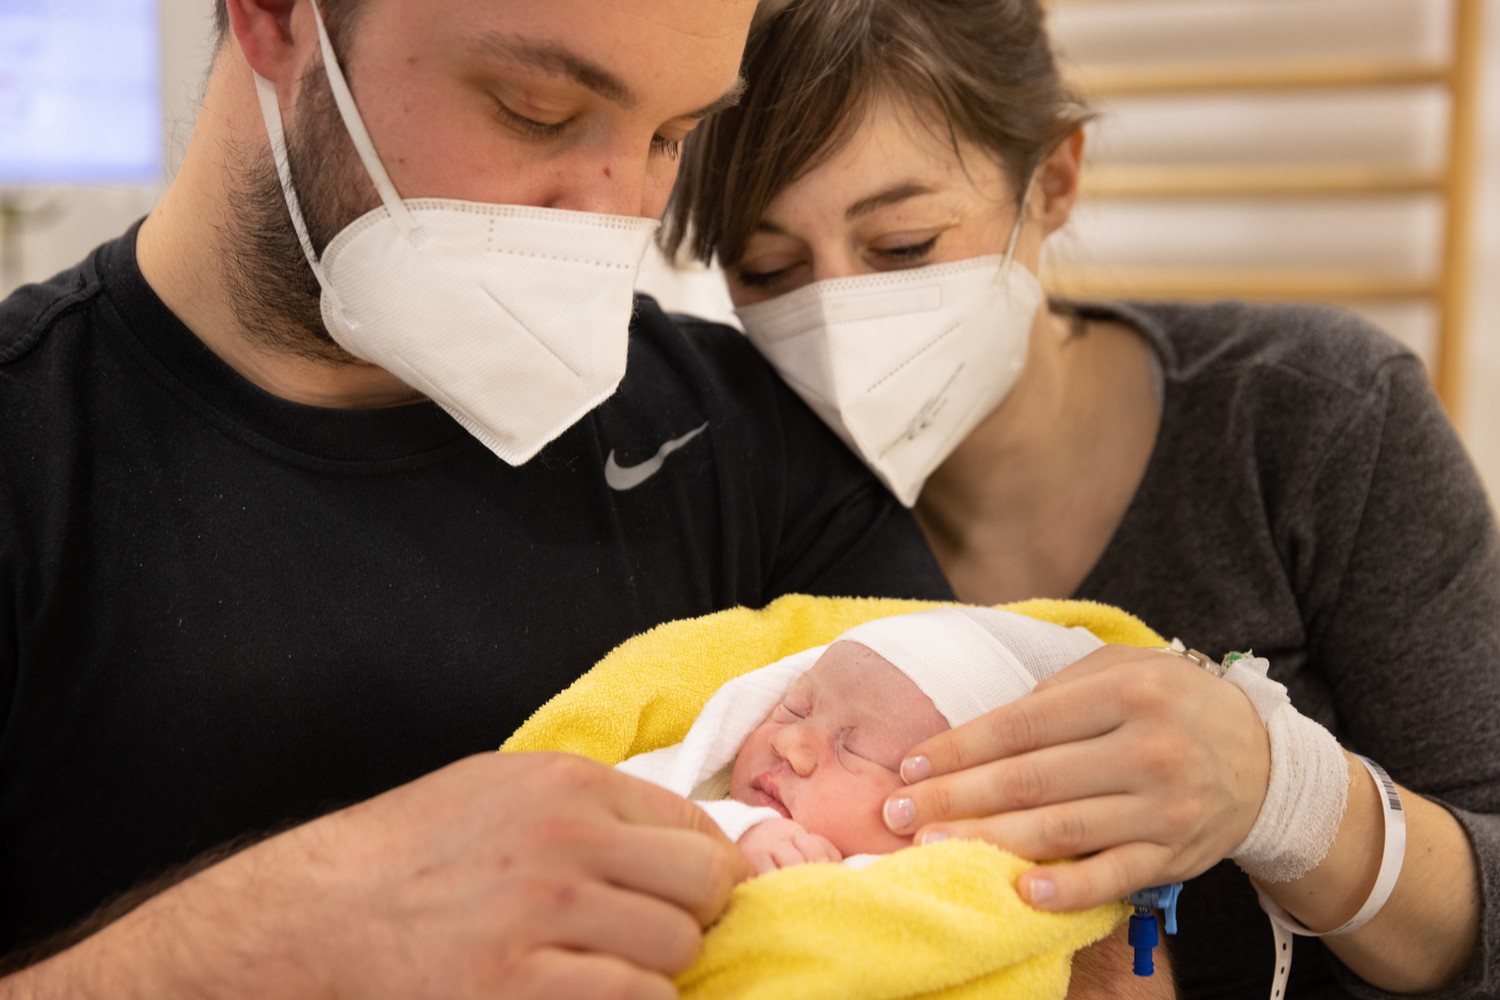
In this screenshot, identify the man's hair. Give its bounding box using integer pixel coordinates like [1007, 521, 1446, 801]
[661, 0, 1092, 268]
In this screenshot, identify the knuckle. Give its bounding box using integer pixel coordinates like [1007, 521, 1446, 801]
[1117, 668, 1175, 715]
[535, 751, 608, 792]
[1133, 731, 1182, 782]
[999, 759, 1049, 810]
[1160, 796, 1204, 840]
[923, 779, 960, 821]
[1038, 808, 1090, 856]
[653, 909, 705, 975]
[511, 874, 584, 917]
[700, 843, 743, 904]
[524, 811, 603, 855]
[994, 706, 1044, 757]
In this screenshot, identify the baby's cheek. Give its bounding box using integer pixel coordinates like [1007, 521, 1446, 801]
[819, 793, 917, 857]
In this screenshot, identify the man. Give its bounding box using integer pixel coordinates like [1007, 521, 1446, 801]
[0, 1, 1164, 996]
[0, 0, 948, 995]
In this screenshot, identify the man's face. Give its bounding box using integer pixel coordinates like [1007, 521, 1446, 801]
[310, 0, 751, 218]
[229, 0, 753, 353]
[729, 642, 949, 857]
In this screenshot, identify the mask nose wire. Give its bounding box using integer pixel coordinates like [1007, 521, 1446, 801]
[307, 0, 420, 241]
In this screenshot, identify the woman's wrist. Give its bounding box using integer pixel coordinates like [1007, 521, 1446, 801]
[1164, 643, 1349, 883]
[1256, 754, 1405, 936]
[1252, 752, 1389, 931]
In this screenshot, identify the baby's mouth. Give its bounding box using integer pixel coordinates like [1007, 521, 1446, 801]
[751, 774, 791, 819]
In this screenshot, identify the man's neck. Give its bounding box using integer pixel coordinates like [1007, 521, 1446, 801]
[134, 60, 421, 411]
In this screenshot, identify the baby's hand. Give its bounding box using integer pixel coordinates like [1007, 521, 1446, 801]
[738, 818, 843, 874]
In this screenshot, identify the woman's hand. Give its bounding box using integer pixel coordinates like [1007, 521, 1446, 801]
[739, 818, 843, 874]
[882, 644, 1271, 910]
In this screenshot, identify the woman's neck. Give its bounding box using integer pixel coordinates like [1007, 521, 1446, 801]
[915, 308, 1161, 604]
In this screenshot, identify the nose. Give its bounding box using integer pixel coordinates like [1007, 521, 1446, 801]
[542, 144, 669, 219]
[808, 246, 868, 284]
[770, 722, 821, 777]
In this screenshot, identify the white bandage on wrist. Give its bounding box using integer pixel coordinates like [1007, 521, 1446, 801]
[1220, 654, 1349, 884]
[1165, 643, 1349, 884]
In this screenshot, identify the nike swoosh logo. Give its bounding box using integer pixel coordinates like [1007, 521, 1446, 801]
[605, 422, 710, 491]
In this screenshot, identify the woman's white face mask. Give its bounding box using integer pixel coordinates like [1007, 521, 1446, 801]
[254, 0, 658, 466]
[735, 202, 1042, 507]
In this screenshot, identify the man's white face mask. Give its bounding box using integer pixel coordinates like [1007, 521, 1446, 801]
[734, 194, 1043, 506]
[253, 0, 658, 465]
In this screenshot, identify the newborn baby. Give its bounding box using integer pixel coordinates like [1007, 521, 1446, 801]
[618, 606, 1105, 873]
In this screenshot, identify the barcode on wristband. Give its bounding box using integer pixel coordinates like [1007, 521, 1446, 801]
[1364, 756, 1403, 812]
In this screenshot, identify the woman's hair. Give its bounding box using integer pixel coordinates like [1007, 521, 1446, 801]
[661, 0, 1091, 268]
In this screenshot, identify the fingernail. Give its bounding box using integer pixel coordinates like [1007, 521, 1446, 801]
[900, 755, 932, 784]
[919, 830, 949, 845]
[883, 796, 915, 832]
[1026, 877, 1057, 904]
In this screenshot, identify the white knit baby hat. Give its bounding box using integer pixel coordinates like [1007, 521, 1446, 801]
[837, 607, 1105, 726]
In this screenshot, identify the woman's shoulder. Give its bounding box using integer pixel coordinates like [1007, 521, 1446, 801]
[1092, 299, 1420, 399]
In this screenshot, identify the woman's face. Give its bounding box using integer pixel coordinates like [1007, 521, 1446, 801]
[724, 97, 1045, 307]
[728, 641, 949, 857]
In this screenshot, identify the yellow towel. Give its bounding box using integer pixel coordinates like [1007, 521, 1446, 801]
[502, 594, 1167, 1000]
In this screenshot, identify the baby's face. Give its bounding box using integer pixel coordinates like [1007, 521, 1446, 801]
[728, 641, 949, 856]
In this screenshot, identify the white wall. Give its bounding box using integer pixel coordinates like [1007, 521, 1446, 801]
[6, 0, 1498, 506]
[0, 0, 213, 290]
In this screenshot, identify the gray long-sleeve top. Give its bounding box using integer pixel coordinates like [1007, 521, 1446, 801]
[1072, 300, 1499, 999]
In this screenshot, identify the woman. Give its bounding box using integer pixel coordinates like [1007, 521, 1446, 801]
[661, 1, 1500, 997]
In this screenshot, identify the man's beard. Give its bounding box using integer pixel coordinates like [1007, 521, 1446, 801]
[222, 58, 379, 364]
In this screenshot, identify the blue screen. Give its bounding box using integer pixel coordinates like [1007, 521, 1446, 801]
[0, 0, 162, 184]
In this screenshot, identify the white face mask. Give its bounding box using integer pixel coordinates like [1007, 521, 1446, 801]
[252, 0, 658, 465]
[734, 208, 1044, 507]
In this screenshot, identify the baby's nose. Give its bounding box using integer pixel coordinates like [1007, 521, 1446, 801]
[771, 724, 819, 777]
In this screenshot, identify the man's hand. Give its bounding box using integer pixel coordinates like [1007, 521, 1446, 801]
[738, 817, 842, 874]
[6, 752, 750, 999]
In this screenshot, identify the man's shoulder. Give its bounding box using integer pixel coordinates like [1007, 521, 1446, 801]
[626, 295, 772, 387]
[0, 248, 106, 369]
[618, 295, 801, 433]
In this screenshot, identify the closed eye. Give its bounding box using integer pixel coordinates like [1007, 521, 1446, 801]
[837, 729, 896, 771]
[875, 235, 938, 266]
[492, 99, 571, 141]
[734, 262, 803, 290]
[651, 134, 682, 160]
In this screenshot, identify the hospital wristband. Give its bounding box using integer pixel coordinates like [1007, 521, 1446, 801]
[1256, 754, 1406, 938]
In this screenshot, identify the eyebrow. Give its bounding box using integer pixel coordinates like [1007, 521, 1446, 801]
[845, 183, 935, 222]
[470, 33, 745, 122]
[472, 33, 636, 107]
[689, 76, 747, 122]
[751, 181, 937, 237]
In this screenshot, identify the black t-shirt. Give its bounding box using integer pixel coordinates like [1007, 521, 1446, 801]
[0, 226, 950, 951]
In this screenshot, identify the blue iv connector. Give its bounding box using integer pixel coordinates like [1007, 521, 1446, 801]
[1126, 882, 1183, 976]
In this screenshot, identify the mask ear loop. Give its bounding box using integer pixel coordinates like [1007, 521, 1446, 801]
[306, 0, 421, 241]
[996, 171, 1037, 282]
[254, 71, 333, 299]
